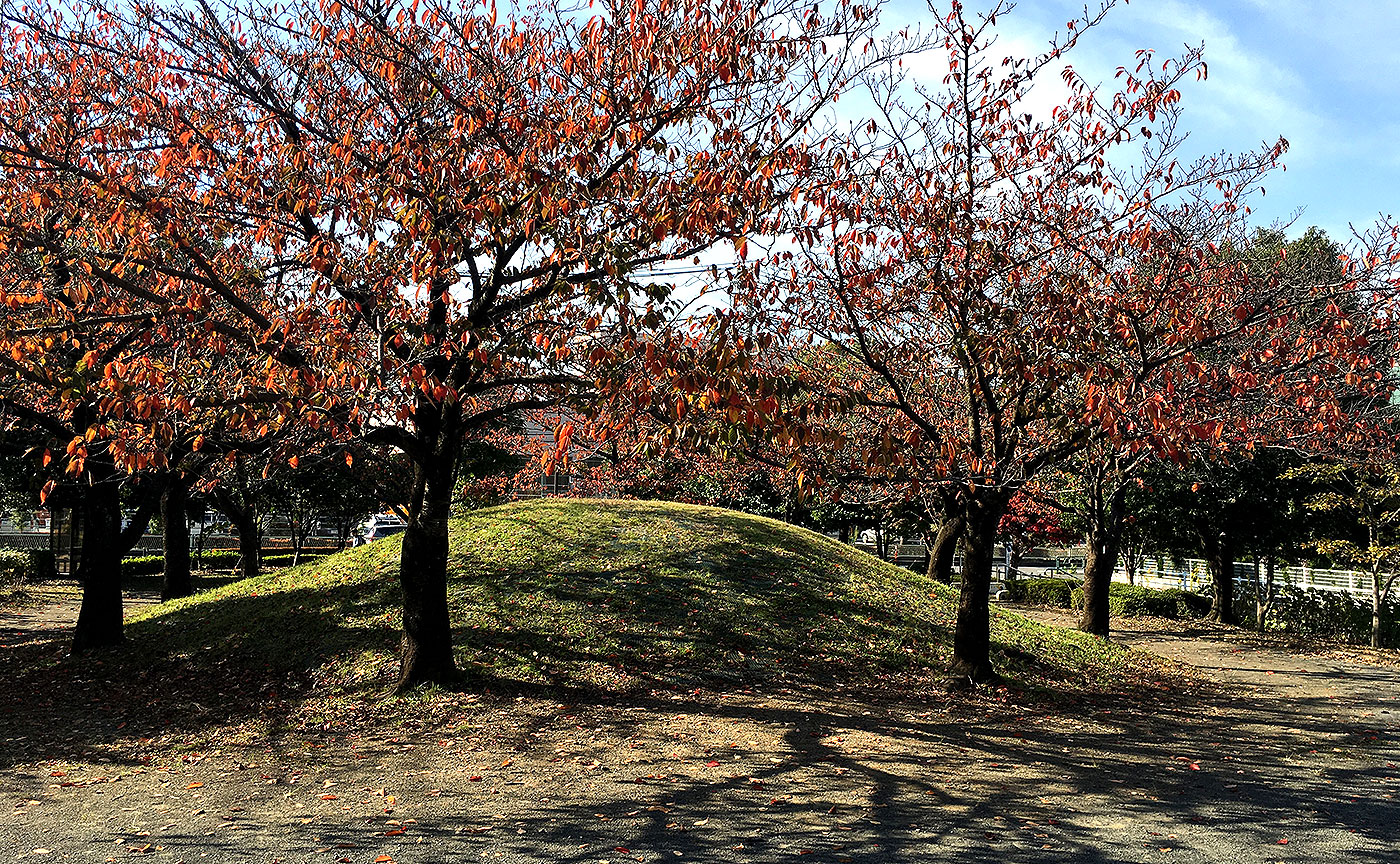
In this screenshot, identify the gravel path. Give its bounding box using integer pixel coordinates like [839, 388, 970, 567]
[3, 594, 1397, 863]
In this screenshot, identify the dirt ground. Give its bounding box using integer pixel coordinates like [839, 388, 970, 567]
[2, 590, 1397, 863]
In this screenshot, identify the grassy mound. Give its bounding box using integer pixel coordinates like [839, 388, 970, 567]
[1, 500, 1180, 761]
[129, 500, 1152, 695]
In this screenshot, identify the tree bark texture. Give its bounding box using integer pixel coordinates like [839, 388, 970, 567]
[161, 473, 193, 601]
[1255, 554, 1276, 632]
[236, 509, 260, 582]
[1204, 532, 1238, 625]
[1079, 481, 1128, 637]
[926, 515, 964, 584]
[1370, 568, 1397, 649]
[949, 494, 1005, 685]
[396, 399, 462, 690]
[72, 477, 124, 652]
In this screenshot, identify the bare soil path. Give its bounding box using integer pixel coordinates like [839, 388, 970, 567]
[2, 592, 1397, 863]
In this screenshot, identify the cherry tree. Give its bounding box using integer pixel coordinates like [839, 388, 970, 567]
[0, 0, 889, 686]
[737, 1, 1398, 680]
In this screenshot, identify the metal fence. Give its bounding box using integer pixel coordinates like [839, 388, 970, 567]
[0, 531, 345, 576]
[1114, 557, 1378, 597]
[855, 538, 1382, 600]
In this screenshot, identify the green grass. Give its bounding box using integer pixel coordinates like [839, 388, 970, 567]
[0, 500, 1180, 760]
[125, 499, 1161, 699]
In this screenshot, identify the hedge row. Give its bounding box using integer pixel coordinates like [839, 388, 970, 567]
[123, 550, 242, 576]
[1005, 576, 1210, 620]
[0, 548, 56, 585]
[1069, 583, 1211, 619]
[1233, 582, 1400, 646]
[1004, 578, 1077, 607]
[122, 550, 328, 577]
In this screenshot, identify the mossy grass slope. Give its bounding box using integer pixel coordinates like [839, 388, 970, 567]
[125, 499, 1159, 699]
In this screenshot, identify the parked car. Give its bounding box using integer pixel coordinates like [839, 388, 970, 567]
[355, 514, 408, 546]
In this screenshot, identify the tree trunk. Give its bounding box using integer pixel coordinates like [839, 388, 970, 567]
[1079, 482, 1128, 637]
[1256, 553, 1276, 632]
[1204, 533, 1238, 625]
[926, 516, 964, 584]
[161, 473, 193, 601]
[1122, 540, 1142, 585]
[396, 403, 462, 691]
[1375, 572, 1400, 648]
[948, 495, 1004, 685]
[236, 509, 259, 581]
[1373, 566, 1384, 649]
[72, 477, 124, 652]
[1078, 536, 1119, 637]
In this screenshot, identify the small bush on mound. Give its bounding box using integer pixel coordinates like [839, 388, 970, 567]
[1006, 578, 1077, 607]
[1070, 583, 1210, 619]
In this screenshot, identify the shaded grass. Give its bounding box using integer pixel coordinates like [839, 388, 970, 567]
[128, 499, 1166, 696]
[0, 500, 1183, 763]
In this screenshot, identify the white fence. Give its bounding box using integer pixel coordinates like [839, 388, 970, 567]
[1115, 557, 1379, 597]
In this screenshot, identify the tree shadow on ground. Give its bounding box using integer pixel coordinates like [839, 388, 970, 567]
[4, 500, 1394, 860]
[6, 667, 1393, 863]
[2, 503, 1170, 775]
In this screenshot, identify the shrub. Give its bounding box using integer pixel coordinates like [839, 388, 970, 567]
[121, 549, 326, 578]
[24, 549, 56, 581]
[1233, 580, 1400, 645]
[124, 550, 241, 577]
[0, 548, 58, 584]
[1168, 588, 1212, 618]
[1070, 583, 1211, 619]
[1109, 585, 1177, 618]
[0, 549, 27, 586]
[1006, 578, 1076, 607]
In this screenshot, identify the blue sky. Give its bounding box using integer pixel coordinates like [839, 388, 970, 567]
[882, 0, 1400, 244]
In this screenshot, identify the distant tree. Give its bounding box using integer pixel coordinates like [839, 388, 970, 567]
[265, 456, 384, 565]
[1293, 460, 1400, 647]
[1126, 450, 1312, 624]
[999, 487, 1072, 579]
[1066, 225, 1389, 636]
